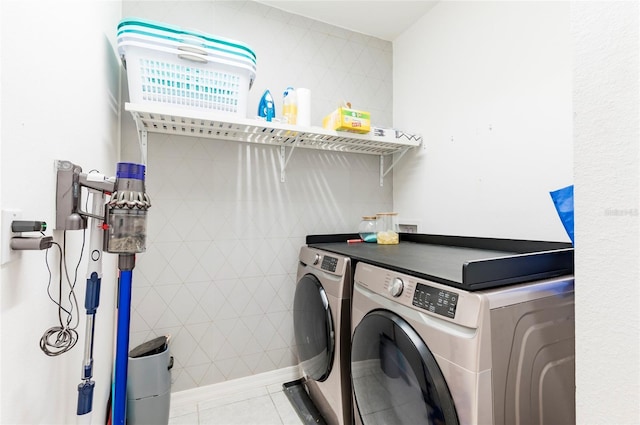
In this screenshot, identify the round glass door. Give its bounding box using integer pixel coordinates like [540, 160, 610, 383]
[351, 309, 459, 425]
[293, 273, 334, 381]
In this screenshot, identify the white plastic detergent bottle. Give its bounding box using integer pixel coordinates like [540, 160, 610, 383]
[282, 87, 298, 125]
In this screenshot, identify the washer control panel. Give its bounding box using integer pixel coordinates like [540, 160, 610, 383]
[412, 283, 458, 319]
[354, 262, 482, 328]
[321, 255, 338, 273]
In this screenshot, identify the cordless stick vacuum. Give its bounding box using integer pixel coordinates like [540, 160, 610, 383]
[104, 163, 151, 425]
[54, 162, 116, 423]
[54, 161, 150, 424]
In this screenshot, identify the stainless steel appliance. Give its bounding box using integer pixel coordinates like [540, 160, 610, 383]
[293, 246, 353, 425]
[350, 261, 575, 425]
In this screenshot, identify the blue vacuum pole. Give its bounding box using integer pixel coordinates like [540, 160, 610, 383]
[113, 257, 135, 425]
[104, 163, 151, 425]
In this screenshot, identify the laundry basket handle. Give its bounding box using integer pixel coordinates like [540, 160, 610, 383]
[179, 33, 209, 52]
[177, 44, 208, 56]
[177, 52, 208, 63]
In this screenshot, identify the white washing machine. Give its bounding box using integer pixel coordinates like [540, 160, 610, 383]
[350, 261, 575, 425]
[293, 246, 353, 425]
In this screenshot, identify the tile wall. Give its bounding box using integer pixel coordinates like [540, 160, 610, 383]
[121, 0, 394, 392]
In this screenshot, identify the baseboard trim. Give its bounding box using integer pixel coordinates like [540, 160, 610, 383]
[171, 366, 302, 407]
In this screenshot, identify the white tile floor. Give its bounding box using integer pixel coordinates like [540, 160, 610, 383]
[169, 369, 305, 425]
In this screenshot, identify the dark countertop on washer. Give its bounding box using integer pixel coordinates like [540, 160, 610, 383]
[307, 233, 573, 291]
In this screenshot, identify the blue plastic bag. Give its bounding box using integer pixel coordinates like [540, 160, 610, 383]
[550, 185, 574, 245]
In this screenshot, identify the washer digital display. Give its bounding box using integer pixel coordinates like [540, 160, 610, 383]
[412, 283, 458, 319]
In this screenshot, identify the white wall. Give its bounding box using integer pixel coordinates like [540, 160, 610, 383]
[119, 0, 395, 392]
[393, 1, 572, 241]
[0, 1, 122, 423]
[572, 2, 639, 423]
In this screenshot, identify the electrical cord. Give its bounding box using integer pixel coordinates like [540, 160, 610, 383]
[63, 229, 85, 330]
[39, 229, 86, 356]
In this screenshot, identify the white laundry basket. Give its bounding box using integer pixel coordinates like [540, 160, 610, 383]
[118, 18, 256, 117]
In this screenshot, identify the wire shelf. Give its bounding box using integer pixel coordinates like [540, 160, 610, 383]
[125, 103, 421, 155]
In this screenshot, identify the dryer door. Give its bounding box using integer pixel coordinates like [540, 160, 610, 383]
[293, 273, 334, 382]
[351, 309, 459, 425]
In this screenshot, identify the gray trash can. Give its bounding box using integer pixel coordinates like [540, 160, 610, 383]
[127, 336, 173, 425]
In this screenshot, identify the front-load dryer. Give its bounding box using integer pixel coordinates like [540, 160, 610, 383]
[293, 246, 353, 425]
[350, 262, 575, 425]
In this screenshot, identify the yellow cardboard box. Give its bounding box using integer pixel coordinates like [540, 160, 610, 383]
[322, 107, 371, 134]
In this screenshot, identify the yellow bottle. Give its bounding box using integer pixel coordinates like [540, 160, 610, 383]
[283, 87, 298, 125]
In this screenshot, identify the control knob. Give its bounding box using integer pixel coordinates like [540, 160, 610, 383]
[389, 277, 404, 297]
[313, 254, 321, 265]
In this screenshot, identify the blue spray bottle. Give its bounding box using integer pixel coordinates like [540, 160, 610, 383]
[258, 89, 275, 122]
